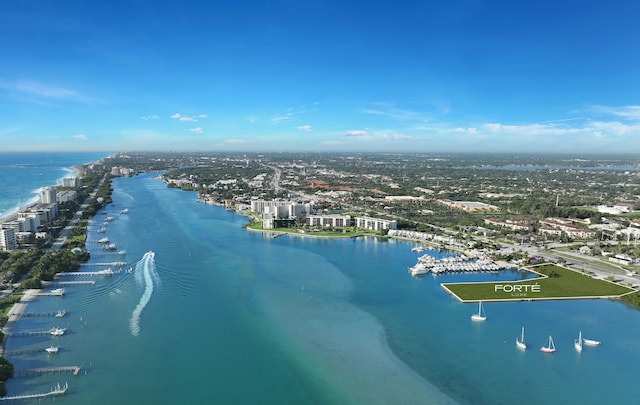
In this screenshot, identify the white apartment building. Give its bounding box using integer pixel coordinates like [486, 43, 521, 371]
[306, 214, 351, 227]
[57, 190, 78, 203]
[62, 176, 82, 187]
[0, 227, 17, 251]
[355, 216, 397, 231]
[40, 187, 57, 204]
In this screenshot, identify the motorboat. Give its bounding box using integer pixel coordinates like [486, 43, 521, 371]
[49, 327, 66, 336]
[583, 338, 601, 346]
[45, 345, 60, 354]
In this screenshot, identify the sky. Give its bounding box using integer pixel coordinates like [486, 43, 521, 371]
[1, 0, 640, 154]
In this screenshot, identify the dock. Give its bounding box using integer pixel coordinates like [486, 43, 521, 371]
[56, 269, 114, 277]
[14, 366, 81, 377]
[21, 309, 68, 318]
[54, 280, 97, 286]
[0, 382, 68, 401]
[8, 328, 68, 338]
[4, 346, 62, 356]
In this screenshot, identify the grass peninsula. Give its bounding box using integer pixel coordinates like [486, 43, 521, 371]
[442, 264, 635, 303]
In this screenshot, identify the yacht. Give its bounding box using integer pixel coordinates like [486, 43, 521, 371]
[49, 327, 66, 336]
[45, 345, 60, 354]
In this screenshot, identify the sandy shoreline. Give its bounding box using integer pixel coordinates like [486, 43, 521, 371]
[0, 289, 40, 357]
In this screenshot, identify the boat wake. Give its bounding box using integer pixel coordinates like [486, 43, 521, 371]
[130, 251, 158, 336]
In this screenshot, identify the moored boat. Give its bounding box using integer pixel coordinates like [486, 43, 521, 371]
[45, 345, 59, 354]
[471, 301, 487, 321]
[540, 335, 556, 353]
[574, 331, 583, 352]
[583, 338, 601, 346]
[516, 326, 527, 350]
[49, 327, 66, 336]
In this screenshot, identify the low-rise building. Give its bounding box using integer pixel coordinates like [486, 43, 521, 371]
[306, 214, 351, 227]
[355, 216, 397, 231]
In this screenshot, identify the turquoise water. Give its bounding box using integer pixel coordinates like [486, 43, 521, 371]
[5, 172, 640, 404]
[0, 152, 110, 220]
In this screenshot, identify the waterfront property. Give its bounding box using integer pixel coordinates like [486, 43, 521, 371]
[442, 264, 635, 302]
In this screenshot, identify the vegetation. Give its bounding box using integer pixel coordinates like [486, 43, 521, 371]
[442, 264, 634, 302]
[0, 357, 13, 396]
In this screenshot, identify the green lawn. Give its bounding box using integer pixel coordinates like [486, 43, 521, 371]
[442, 264, 634, 302]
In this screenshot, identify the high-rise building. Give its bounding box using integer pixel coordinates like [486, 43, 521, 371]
[0, 227, 17, 251]
[39, 187, 57, 204]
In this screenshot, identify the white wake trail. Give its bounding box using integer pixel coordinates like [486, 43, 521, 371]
[130, 251, 157, 336]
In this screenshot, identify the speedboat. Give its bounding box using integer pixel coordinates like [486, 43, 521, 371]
[49, 327, 66, 336]
[45, 345, 59, 354]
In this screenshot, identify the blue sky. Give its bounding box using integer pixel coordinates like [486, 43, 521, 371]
[1, 0, 640, 153]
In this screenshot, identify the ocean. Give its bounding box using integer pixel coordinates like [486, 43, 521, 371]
[0, 152, 110, 221]
[2, 156, 640, 404]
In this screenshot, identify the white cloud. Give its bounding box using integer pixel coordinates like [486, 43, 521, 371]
[362, 104, 429, 121]
[72, 133, 88, 141]
[271, 105, 313, 124]
[390, 133, 415, 141]
[0, 79, 89, 103]
[246, 115, 257, 123]
[297, 125, 312, 132]
[589, 105, 640, 121]
[14, 80, 78, 99]
[140, 115, 159, 120]
[345, 130, 368, 137]
[271, 109, 294, 124]
[189, 127, 203, 134]
[171, 113, 202, 122]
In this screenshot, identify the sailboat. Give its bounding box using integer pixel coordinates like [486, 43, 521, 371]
[471, 301, 487, 321]
[574, 331, 583, 352]
[516, 326, 527, 350]
[540, 335, 556, 353]
[583, 335, 601, 346]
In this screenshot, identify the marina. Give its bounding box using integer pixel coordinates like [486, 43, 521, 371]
[409, 253, 511, 276]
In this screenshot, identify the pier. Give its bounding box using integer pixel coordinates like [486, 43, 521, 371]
[0, 382, 68, 401]
[8, 328, 68, 338]
[53, 280, 97, 286]
[56, 269, 114, 277]
[14, 366, 81, 377]
[4, 346, 62, 356]
[21, 309, 68, 318]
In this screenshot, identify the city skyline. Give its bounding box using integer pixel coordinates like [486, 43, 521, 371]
[1, 0, 639, 153]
